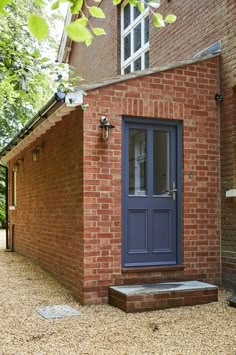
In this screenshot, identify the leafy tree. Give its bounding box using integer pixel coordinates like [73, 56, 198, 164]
[0, 0, 176, 44]
[0, 0, 67, 148]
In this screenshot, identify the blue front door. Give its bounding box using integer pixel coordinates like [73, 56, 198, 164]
[122, 118, 182, 267]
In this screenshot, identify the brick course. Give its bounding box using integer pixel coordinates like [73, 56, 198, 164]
[109, 287, 218, 313]
[82, 57, 220, 304]
[8, 57, 221, 304]
[8, 108, 85, 300]
[69, 0, 236, 292]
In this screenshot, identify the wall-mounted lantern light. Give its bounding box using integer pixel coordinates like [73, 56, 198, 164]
[99, 116, 115, 141]
[31, 143, 44, 162]
[13, 158, 24, 172]
[215, 93, 223, 103]
[32, 149, 39, 162]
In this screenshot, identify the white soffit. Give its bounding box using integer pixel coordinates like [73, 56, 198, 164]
[2, 91, 83, 163]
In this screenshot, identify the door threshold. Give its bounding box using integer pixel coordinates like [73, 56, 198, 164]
[122, 265, 185, 273]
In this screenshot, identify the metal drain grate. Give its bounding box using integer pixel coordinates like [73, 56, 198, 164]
[36, 305, 81, 319]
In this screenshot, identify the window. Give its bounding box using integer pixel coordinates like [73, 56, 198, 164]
[121, 1, 149, 74]
[12, 168, 17, 206]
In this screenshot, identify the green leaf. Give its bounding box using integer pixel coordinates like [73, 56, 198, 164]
[148, 1, 160, 9]
[28, 14, 49, 41]
[76, 17, 88, 26]
[65, 21, 93, 42]
[41, 57, 50, 63]
[32, 49, 40, 58]
[85, 38, 92, 46]
[71, 0, 83, 14]
[112, 0, 122, 4]
[153, 13, 165, 28]
[92, 27, 106, 36]
[0, 0, 11, 15]
[137, 1, 144, 13]
[51, 1, 59, 10]
[128, 0, 137, 6]
[88, 6, 105, 18]
[165, 14, 177, 24]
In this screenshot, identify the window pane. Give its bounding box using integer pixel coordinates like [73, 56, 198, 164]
[124, 4, 130, 29]
[124, 65, 131, 74]
[153, 131, 170, 195]
[144, 16, 149, 43]
[133, 5, 141, 20]
[129, 129, 147, 195]
[124, 34, 131, 60]
[133, 23, 141, 52]
[134, 56, 142, 71]
[144, 50, 149, 69]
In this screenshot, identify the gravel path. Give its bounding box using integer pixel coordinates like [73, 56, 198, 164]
[0, 230, 235, 354]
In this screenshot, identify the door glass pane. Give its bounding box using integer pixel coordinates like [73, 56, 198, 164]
[134, 56, 142, 71]
[124, 4, 130, 29]
[134, 23, 141, 52]
[124, 34, 131, 60]
[153, 131, 170, 195]
[129, 129, 147, 195]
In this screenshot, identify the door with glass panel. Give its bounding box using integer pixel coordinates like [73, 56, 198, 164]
[122, 118, 181, 267]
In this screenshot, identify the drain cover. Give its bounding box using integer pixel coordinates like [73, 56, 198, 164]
[228, 295, 236, 308]
[36, 305, 81, 319]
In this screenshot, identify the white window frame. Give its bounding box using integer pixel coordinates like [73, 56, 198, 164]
[121, 1, 149, 74]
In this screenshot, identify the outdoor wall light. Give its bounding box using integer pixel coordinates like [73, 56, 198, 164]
[13, 158, 24, 172]
[99, 116, 115, 141]
[31, 143, 44, 162]
[215, 93, 223, 103]
[32, 149, 39, 162]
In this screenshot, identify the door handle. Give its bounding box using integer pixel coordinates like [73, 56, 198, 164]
[163, 181, 177, 200]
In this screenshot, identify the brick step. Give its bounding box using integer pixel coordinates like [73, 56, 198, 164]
[109, 281, 218, 313]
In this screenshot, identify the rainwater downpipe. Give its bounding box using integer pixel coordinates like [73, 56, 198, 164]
[0, 163, 9, 250]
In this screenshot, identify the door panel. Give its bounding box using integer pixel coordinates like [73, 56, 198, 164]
[128, 209, 148, 253]
[152, 209, 172, 252]
[122, 118, 182, 267]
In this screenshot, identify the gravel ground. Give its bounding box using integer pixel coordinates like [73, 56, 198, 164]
[0, 230, 235, 355]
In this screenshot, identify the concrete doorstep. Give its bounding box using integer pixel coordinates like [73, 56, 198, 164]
[109, 281, 218, 313]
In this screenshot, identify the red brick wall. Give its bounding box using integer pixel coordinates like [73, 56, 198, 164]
[82, 57, 221, 304]
[70, 0, 120, 84]
[70, 0, 226, 83]
[8, 57, 220, 304]
[69, 0, 236, 293]
[8, 109, 85, 300]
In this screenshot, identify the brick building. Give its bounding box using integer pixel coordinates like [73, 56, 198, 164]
[0, 0, 235, 306]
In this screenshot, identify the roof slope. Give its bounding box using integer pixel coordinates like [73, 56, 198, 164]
[0, 54, 219, 162]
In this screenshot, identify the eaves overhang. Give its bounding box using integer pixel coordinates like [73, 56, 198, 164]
[0, 91, 83, 163]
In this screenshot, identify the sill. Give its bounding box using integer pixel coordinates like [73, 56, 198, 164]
[9, 206, 16, 211]
[122, 265, 185, 273]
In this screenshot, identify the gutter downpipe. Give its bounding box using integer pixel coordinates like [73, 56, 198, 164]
[0, 163, 8, 250]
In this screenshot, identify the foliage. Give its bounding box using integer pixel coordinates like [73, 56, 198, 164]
[1, 0, 176, 44]
[0, 0, 69, 148]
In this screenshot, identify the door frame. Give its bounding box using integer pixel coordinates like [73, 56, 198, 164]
[122, 116, 183, 268]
